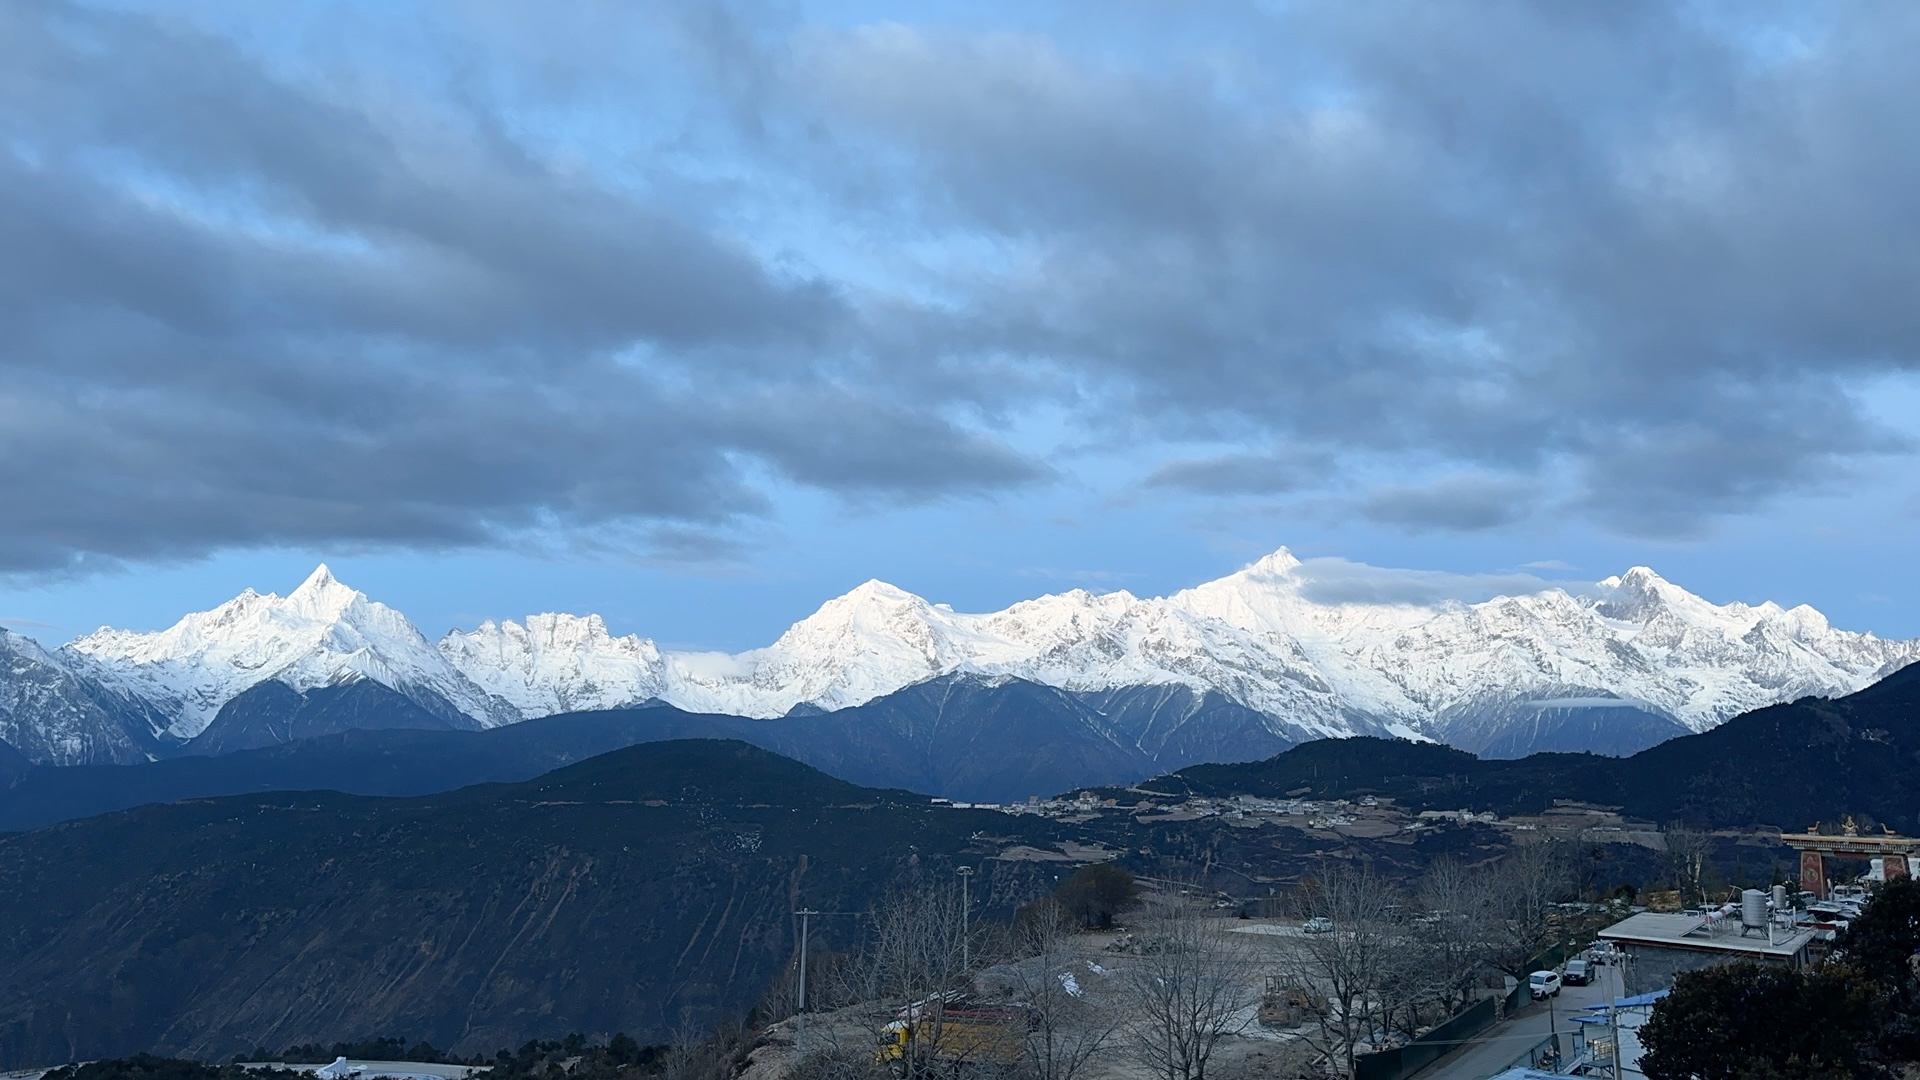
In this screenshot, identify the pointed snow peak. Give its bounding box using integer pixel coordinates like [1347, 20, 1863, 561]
[287, 563, 360, 613]
[1248, 547, 1302, 576]
[803, 579, 931, 620]
[847, 579, 916, 602]
[772, 579, 944, 653]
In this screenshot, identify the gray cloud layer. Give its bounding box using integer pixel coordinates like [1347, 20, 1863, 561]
[3, 1, 1918, 571]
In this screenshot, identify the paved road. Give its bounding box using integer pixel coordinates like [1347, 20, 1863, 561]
[1418, 962, 1627, 1080]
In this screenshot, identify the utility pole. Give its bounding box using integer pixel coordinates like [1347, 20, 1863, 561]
[1609, 999, 1622, 1080]
[795, 908, 817, 1048]
[956, 866, 975, 970]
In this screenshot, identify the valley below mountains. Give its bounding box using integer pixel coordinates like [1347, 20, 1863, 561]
[0, 739, 1479, 1069]
[5, 665, 1918, 1068]
[0, 551, 1912, 795]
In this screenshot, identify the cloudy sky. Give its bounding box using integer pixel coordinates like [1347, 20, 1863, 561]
[3, 0, 1918, 648]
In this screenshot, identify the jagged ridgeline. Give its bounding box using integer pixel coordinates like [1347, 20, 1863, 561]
[5, 641, 1920, 834]
[3, 551, 1913, 772]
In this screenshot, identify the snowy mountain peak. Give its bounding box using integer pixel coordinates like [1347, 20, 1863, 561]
[19, 548, 1917, 766]
[442, 613, 665, 717]
[772, 579, 936, 649]
[1245, 546, 1304, 576]
[63, 567, 512, 739]
[425, 549, 1916, 739]
[288, 562, 353, 608]
[841, 579, 923, 606]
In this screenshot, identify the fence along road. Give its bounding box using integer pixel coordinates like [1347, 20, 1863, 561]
[1415, 960, 1625, 1080]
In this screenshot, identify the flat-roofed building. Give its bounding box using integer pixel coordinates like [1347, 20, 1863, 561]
[1598, 912, 1817, 995]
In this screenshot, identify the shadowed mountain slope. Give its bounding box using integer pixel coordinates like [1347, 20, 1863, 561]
[183, 680, 479, 756]
[1152, 664, 1920, 832]
[0, 735, 1527, 1072]
[0, 740, 1067, 1069]
[0, 676, 1297, 830]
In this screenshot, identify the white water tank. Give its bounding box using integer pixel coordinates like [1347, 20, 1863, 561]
[1772, 884, 1788, 911]
[1741, 889, 1767, 929]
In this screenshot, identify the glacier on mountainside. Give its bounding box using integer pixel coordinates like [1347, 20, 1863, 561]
[22, 548, 1917, 761]
[63, 565, 516, 740]
[442, 613, 668, 717]
[442, 548, 1918, 739]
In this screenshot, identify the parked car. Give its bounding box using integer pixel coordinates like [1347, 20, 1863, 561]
[1563, 959, 1591, 986]
[1302, 916, 1334, 934]
[1529, 970, 1562, 999]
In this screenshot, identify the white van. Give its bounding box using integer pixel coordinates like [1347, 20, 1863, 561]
[1529, 970, 1562, 999]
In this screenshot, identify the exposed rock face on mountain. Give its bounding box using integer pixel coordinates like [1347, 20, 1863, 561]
[5, 550, 1913, 766]
[0, 630, 167, 765]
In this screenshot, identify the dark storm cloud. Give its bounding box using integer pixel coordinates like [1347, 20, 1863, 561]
[1359, 476, 1534, 533]
[6, 0, 1920, 574]
[0, 1, 1046, 573]
[1144, 451, 1329, 495]
[771, 2, 1920, 534]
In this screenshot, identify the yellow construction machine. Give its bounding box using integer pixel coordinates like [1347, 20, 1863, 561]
[874, 997, 1033, 1071]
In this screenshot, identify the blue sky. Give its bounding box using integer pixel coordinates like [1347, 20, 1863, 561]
[2, 1, 1918, 649]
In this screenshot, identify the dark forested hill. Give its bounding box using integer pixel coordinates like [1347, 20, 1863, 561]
[0, 734, 1515, 1072]
[1153, 664, 1920, 832]
[0, 740, 1073, 1069]
[0, 706, 751, 832]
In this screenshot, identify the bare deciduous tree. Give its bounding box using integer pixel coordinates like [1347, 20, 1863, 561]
[1484, 840, 1572, 982]
[1415, 856, 1495, 1014]
[1662, 825, 1715, 910]
[1007, 899, 1118, 1080]
[1116, 895, 1257, 1080]
[1275, 864, 1399, 1079]
[828, 880, 991, 1080]
[661, 1007, 708, 1080]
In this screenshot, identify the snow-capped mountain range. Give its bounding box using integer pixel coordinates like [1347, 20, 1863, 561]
[1, 549, 1913, 767]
